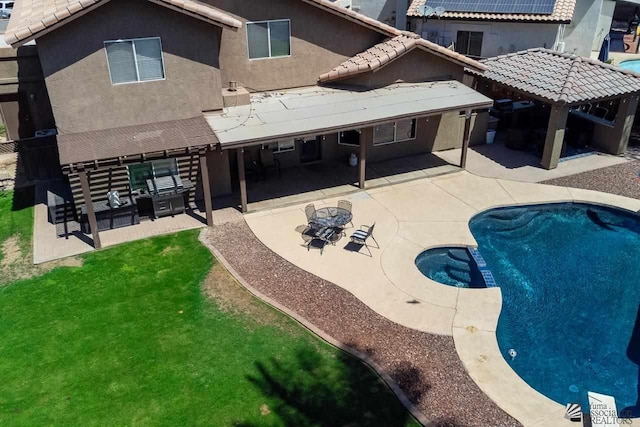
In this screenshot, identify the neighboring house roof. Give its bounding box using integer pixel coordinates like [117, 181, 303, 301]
[57, 116, 219, 165]
[471, 48, 640, 104]
[407, 0, 576, 23]
[319, 31, 485, 83]
[4, 0, 242, 47]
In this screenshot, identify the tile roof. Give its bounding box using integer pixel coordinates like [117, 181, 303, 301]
[57, 116, 219, 165]
[319, 31, 486, 83]
[472, 48, 640, 104]
[5, 0, 242, 47]
[407, 0, 576, 23]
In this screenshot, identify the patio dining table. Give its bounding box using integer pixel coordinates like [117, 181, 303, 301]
[311, 207, 353, 228]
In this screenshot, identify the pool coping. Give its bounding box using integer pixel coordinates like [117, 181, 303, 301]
[244, 171, 640, 427]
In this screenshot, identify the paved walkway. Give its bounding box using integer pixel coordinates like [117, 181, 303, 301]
[244, 171, 640, 427]
[435, 142, 628, 183]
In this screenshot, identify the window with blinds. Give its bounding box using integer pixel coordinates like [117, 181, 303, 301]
[105, 37, 165, 85]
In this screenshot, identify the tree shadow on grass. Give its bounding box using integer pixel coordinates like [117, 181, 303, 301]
[235, 345, 434, 427]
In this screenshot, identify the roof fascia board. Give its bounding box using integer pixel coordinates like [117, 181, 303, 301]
[10, 1, 105, 47]
[9, 0, 240, 48]
[300, 0, 398, 37]
[415, 43, 485, 71]
[145, 0, 241, 31]
[408, 15, 571, 24]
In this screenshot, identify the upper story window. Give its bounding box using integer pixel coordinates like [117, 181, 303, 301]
[455, 31, 483, 58]
[246, 20, 291, 60]
[104, 37, 165, 85]
[373, 119, 416, 146]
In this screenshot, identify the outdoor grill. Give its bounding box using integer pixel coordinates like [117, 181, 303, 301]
[146, 175, 186, 218]
[146, 175, 184, 196]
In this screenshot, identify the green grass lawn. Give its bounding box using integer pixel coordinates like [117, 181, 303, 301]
[0, 188, 34, 262]
[0, 191, 420, 426]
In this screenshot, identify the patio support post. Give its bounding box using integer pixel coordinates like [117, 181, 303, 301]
[78, 168, 102, 250]
[359, 128, 370, 189]
[237, 147, 248, 213]
[460, 109, 472, 168]
[541, 104, 570, 170]
[199, 151, 214, 227]
[607, 94, 639, 155]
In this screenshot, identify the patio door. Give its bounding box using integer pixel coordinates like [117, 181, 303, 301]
[299, 137, 322, 163]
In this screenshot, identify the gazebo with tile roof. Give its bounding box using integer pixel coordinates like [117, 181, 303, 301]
[468, 48, 640, 169]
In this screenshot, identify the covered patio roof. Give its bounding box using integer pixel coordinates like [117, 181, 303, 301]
[57, 116, 219, 167]
[204, 82, 493, 148]
[470, 48, 640, 105]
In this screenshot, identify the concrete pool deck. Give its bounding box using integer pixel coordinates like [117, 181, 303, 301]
[244, 171, 640, 427]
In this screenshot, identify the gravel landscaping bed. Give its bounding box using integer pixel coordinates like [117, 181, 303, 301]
[204, 221, 521, 427]
[543, 160, 640, 199]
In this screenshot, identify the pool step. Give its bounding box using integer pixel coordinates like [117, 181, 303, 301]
[467, 247, 498, 288]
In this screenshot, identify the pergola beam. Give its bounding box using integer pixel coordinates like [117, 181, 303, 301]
[78, 168, 102, 249]
[199, 151, 214, 227]
[237, 148, 248, 213]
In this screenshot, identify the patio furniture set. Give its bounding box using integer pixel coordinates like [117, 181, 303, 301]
[304, 200, 378, 255]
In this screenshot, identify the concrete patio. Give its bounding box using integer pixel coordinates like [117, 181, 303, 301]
[244, 171, 640, 427]
[435, 140, 629, 183]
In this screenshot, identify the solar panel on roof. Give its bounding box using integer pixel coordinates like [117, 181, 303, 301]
[424, 0, 556, 15]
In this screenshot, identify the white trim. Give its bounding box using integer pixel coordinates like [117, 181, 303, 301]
[262, 140, 296, 153]
[246, 19, 292, 60]
[372, 119, 416, 146]
[104, 36, 166, 86]
[337, 129, 361, 146]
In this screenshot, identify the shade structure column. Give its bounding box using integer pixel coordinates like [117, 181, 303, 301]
[609, 94, 640, 155]
[78, 169, 102, 249]
[237, 147, 247, 213]
[460, 109, 472, 168]
[359, 127, 371, 189]
[541, 104, 570, 170]
[199, 150, 214, 226]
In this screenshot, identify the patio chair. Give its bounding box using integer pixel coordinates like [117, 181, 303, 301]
[307, 226, 339, 255]
[259, 147, 281, 179]
[305, 204, 321, 230]
[337, 199, 354, 227]
[349, 223, 379, 257]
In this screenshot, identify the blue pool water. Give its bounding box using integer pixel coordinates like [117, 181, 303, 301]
[415, 247, 485, 288]
[469, 203, 640, 416]
[620, 59, 640, 73]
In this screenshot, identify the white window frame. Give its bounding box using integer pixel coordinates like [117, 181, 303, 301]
[246, 19, 292, 60]
[337, 129, 361, 147]
[104, 36, 166, 85]
[262, 140, 296, 154]
[373, 119, 417, 146]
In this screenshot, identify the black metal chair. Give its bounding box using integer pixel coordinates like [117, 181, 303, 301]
[349, 223, 379, 257]
[337, 199, 353, 227]
[306, 204, 321, 230]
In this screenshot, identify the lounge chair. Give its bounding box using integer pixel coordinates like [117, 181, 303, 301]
[337, 199, 354, 227]
[307, 226, 340, 255]
[349, 223, 379, 256]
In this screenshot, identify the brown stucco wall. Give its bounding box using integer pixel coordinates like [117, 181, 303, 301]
[37, 0, 224, 134]
[205, 0, 385, 91]
[0, 46, 55, 139]
[339, 49, 465, 88]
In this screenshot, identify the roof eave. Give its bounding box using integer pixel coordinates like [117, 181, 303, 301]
[5, 0, 241, 48]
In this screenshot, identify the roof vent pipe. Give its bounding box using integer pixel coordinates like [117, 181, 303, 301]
[229, 81, 238, 92]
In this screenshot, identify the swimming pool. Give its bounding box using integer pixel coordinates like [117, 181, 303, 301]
[620, 59, 640, 74]
[415, 247, 485, 288]
[469, 203, 640, 416]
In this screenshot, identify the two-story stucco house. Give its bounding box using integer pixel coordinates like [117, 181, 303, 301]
[4, 0, 492, 249]
[407, 0, 617, 58]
